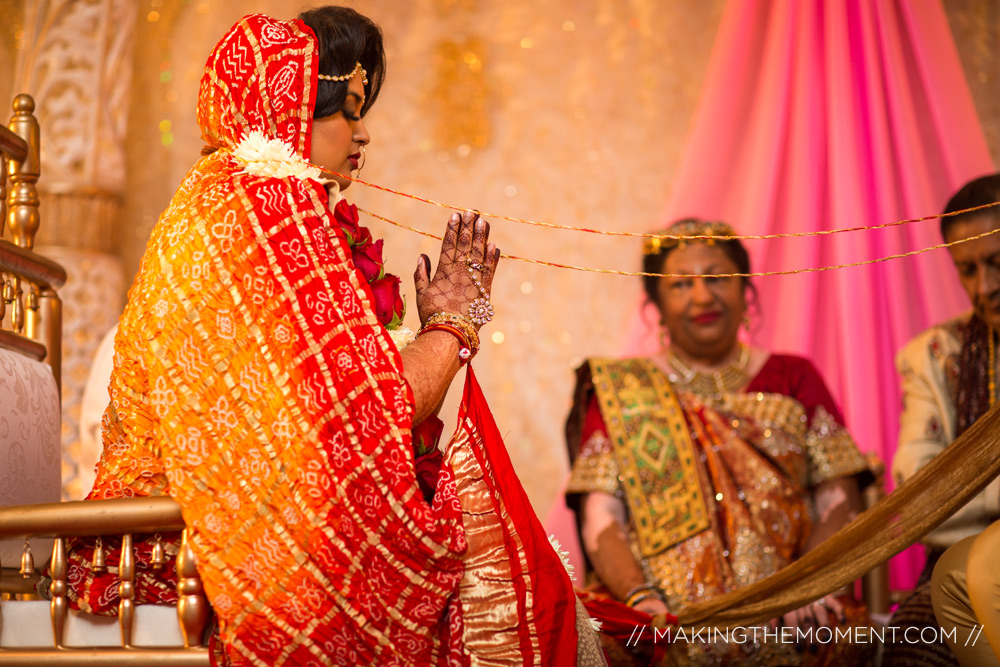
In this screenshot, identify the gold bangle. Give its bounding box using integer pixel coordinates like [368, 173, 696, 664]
[424, 312, 480, 351]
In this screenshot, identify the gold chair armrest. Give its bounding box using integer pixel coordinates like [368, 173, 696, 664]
[0, 497, 185, 540]
[0, 497, 209, 662]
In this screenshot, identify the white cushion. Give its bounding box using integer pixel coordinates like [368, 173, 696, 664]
[0, 349, 61, 566]
[0, 600, 186, 647]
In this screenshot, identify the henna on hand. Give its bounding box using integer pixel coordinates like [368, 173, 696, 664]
[414, 210, 501, 330]
[400, 210, 501, 423]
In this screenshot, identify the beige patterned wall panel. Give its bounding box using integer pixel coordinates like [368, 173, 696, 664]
[37, 247, 124, 499]
[14, 0, 136, 195]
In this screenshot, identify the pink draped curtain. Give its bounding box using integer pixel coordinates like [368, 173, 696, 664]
[623, 0, 994, 588]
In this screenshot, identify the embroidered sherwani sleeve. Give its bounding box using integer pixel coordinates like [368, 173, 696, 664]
[893, 322, 1000, 548]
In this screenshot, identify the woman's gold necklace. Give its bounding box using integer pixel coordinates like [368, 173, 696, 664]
[667, 343, 750, 396]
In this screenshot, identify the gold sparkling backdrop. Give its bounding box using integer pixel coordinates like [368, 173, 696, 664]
[3, 0, 998, 516]
[945, 0, 1000, 166]
[0, 0, 26, 115]
[431, 36, 490, 151]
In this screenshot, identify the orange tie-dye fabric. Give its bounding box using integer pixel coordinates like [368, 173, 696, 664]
[87, 14, 471, 665]
[77, 13, 583, 667]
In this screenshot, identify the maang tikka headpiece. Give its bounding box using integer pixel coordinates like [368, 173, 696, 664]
[642, 219, 737, 255]
[317, 61, 368, 86]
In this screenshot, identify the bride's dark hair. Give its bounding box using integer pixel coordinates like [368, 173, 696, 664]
[299, 6, 387, 119]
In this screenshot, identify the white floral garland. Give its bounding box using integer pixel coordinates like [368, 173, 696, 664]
[233, 131, 416, 351]
[389, 326, 416, 351]
[232, 130, 327, 184]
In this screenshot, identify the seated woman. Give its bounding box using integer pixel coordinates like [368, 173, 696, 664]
[61, 7, 599, 666]
[565, 219, 873, 665]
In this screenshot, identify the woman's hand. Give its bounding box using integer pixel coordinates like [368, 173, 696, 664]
[414, 210, 500, 329]
[399, 211, 499, 423]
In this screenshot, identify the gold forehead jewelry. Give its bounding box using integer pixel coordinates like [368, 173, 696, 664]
[317, 61, 369, 86]
[642, 220, 738, 255]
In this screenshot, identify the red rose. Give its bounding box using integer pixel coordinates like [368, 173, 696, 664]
[333, 199, 362, 245]
[353, 225, 373, 247]
[414, 449, 443, 503]
[352, 239, 385, 282]
[412, 415, 444, 456]
[370, 274, 404, 327]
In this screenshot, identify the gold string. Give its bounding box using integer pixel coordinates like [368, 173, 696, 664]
[357, 206, 1000, 278]
[317, 163, 1000, 242]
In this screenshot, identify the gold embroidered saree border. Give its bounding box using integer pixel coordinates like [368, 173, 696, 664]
[588, 358, 709, 556]
[448, 425, 541, 664]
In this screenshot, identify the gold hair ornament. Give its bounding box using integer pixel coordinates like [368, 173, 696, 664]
[643, 220, 737, 255]
[317, 62, 368, 86]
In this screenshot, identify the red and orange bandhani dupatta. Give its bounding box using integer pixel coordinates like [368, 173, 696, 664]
[80, 14, 580, 667]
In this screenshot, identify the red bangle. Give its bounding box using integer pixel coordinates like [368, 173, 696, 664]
[418, 323, 474, 364]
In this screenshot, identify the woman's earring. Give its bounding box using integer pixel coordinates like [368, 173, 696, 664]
[357, 145, 366, 175]
[742, 313, 751, 332]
